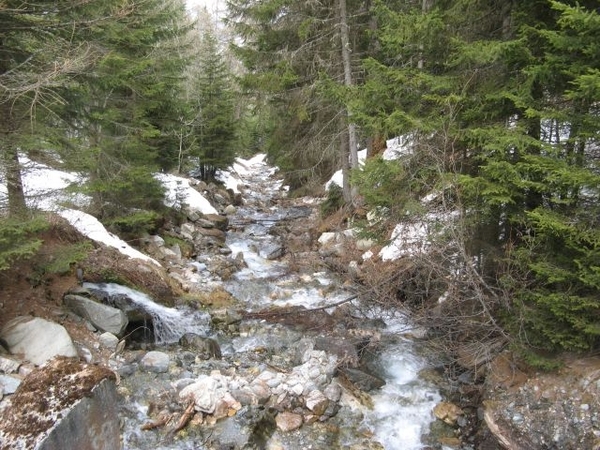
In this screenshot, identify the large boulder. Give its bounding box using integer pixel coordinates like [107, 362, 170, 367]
[0, 357, 119, 450]
[0, 316, 78, 366]
[64, 294, 128, 336]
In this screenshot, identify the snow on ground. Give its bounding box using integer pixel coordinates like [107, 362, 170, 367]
[379, 221, 430, 261]
[58, 209, 160, 265]
[382, 134, 415, 160]
[0, 157, 83, 211]
[325, 149, 367, 191]
[323, 135, 437, 262]
[1, 157, 223, 265]
[217, 154, 276, 193]
[325, 136, 415, 191]
[154, 173, 218, 215]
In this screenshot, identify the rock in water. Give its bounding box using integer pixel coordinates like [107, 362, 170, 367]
[0, 316, 78, 366]
[140, 351, 170, 373]
[275, 411, 303, 432]
[63, 294, 129, 336]
[0, 357, 119, 450]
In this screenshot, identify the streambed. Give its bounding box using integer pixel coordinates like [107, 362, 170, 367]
[109, 156, 441, 449]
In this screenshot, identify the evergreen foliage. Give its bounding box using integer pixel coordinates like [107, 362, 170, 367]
[0, 216, 47, 271]
[226, 0, 372, 190]
[187, 28, 237, 180]
[351, 0, 600, 353]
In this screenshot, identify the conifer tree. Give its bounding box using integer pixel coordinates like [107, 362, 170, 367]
[353, 0, 600, 353]
[226, 0, 372, 192]
[187, 27, 237, 181]
[56, 0, 192, 231]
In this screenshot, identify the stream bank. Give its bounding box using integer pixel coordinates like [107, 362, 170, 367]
[4, 155, 597, 449]
[0, 155, 445, 449]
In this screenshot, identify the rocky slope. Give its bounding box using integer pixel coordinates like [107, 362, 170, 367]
[0, 169, 599, 449]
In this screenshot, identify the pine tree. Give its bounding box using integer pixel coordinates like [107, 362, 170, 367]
[55, 0, 193, 232]
[187, 27, 237, 181]
[226, 0, 372, 192]
[353, 0, 600, 353]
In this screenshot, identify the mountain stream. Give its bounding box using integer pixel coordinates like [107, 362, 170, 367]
[106, 157, 441, 449]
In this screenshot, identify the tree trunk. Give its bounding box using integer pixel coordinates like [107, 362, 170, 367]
[0, 110, 27, 216]
[339, 0, 358, 170]
[2, 146, 27, 216]
[340, 116, 352, 203]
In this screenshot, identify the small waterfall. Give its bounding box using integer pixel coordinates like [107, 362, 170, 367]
[83, 282, 210, 344]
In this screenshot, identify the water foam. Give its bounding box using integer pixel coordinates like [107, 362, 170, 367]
[83, 282, 210, 344]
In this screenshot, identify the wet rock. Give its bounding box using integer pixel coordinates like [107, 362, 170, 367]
[179, 333, 222, 359]
[276, 411, 303, 432]
[196, 218, 217, 228]
[209, 405, 275, 449]
[323, 382, 342, 402]
[433, 401, 464, 426]
[64, 294, 128, 336]
[0, 316, 78, 366]
[203, 213, 229, 231]
[248, 381, 272, 405]
[338, 367, 386, 392]
[84, 287, 153, 323]
[315, 336, 359, 367]
[196, 226, 226, 241]
[260, 242, 285, 260]
[305, 389, 329, 416]
[179, 375, 219, 414]
[224, 205, 237, 215]
[140, 351, 170, 373]
[231, 388, 259, 406]
[99, 332, 119, 351]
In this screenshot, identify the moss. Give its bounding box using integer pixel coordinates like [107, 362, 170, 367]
[163, 234, 194, 258]
[0, 357, 115, 446]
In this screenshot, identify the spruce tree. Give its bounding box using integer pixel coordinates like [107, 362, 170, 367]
[55, 0, 192, 232]
[353, 0, 600, 353]
[187, 27, 237, 181]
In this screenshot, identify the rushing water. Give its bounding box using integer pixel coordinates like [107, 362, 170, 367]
[83, 282, 211, 344]
[223, 157, 441, 449]
[113, 155, 441, 449]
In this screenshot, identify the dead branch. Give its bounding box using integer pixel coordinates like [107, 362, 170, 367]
[141, 414, 170, 431]
[242, 294, 359, 322]
[169, 400, 196, 435]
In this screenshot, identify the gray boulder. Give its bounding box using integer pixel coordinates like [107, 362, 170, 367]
[64, 294, 128, 336]
[0, 316, 78, 366]
[140, 351, 170, 373]
[338, 367, 386, 392]
[0, 374, 22, 395]
[179, 333, 222, 359]
[0, 357, 120, 450]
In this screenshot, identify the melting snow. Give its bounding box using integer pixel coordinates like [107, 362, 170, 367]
[1, 156, 220, 265]
[154, 172, 218, 215]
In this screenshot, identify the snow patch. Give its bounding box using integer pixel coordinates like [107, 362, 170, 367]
[154, 173, 218, 215]
[59, 209, 160, 266]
